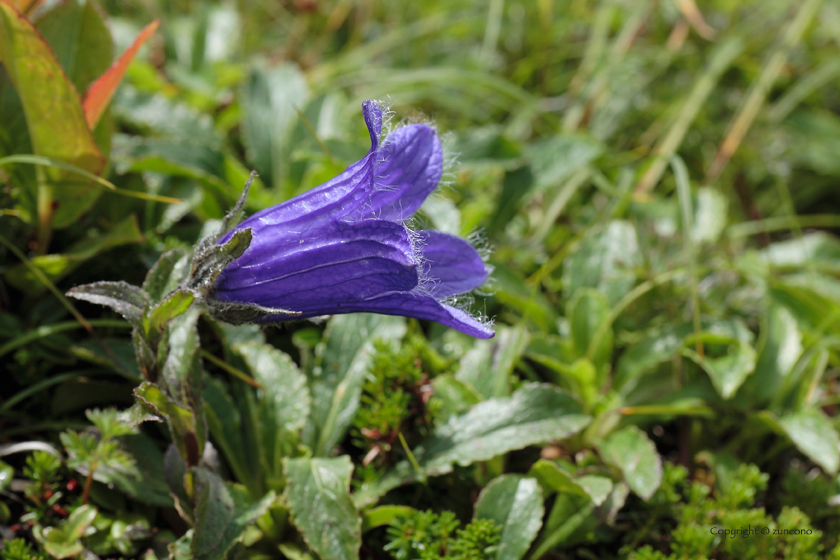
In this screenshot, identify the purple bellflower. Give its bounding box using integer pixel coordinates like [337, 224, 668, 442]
[209, 101, 494, 339]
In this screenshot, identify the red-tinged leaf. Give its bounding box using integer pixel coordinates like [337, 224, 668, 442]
[6, 0, 42, 15]
[0, 0, 105, 226]
[83, 19, 159, 128]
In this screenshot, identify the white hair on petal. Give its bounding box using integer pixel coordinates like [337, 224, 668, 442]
[371, 98, 395, 141]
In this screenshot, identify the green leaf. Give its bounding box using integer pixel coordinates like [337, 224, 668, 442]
[285, 456, 361, 560]
[361, 505, 414, 533]
[143, 248, 191, 302]
[576, 475, 614, 507]
[568, 288, 612, 371]
[98, 434, 173, 507]
[421, 384, 589, 474]
[778, 409, 840, 474]
[241, 61, 309, 189]
[62, 504, 98, 541]
[456, 326, 529, 399]
[562, 220, 641, 306]
[430, 374, 482, 420]
[597, 426, 662, 500]
[234, 341, 310, 489]
[170, 531, 194, 560]
[158, 308, 206, 460]
[0, 2, 105, 227]
[307, 313, 406, 456]
[192, 467, 276, 560]
[65, 280, 148, 330]
[737, 304, 803, 407]
[355, 384, 591, 507]
[614, 323, 691, 395]
[35, 0, 113, 95]
[683, 332, 757, 400]
[187, 228, 253, 296]
[0, 460, 13, 492]
[135, 382, 201, 466]
[145, 290, 195, 338]
[489, 165, 532, 234]
[203, 377, 256, 497]
[474, 475, 544, 560]
[529, 493, 595, 557]
[528, 460, 589, 499]
[235, 342, 310, 435]
[4, 215, 144, 295]
[491, 264, 557, 332]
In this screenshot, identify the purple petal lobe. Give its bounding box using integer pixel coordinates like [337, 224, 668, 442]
[362, 101, 383, 149]
[259, 293, 494, 339]
[348, 124, 443, 222]
[418, 230, 489, 298]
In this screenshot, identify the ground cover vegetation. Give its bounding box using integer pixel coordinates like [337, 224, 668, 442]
[2, 0, 840, 558]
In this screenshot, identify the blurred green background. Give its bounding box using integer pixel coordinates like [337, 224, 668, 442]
[3, 0, 840, 558]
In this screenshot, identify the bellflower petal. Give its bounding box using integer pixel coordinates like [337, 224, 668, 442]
[215, 220, 418, 308]
[211, 101, 494, 339]
[417, 230, 489, 298]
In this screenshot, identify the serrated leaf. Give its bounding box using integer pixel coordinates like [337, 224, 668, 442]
[187, 228, 252, 295]
[420, 384, 590, 475]
[474, 475, 543, 560]
[160, 307, 201, 399]
[145, 290, 195, 338]
[235, 342, 309, 434]
[234, 341, 310, 490]
[355, 384, 591, 507]
[598, 427, 662, 500]
[66, 281, 148, 329]
[285, 456, 361, 560]
[135, 382, 201, 466]
[778, 409, 840, 474]
[117, 401, 163, 427]
[192, 467, 276, 560]
[99, 434, 172, 507]
[307, 314, 406, 456]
